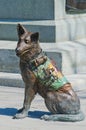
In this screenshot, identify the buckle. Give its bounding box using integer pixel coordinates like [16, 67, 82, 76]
[29, 56, 47, 70]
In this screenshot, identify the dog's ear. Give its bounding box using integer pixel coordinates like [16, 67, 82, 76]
[17, 24, 28, 37]
[31, 32, 39, 42]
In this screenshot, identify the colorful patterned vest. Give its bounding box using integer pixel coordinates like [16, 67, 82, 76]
[33, 58, 69, 90]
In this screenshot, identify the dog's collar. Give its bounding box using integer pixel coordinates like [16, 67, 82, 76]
[28, 51, 47, 70]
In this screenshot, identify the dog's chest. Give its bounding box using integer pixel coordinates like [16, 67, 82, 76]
[20, 62, 36, 83]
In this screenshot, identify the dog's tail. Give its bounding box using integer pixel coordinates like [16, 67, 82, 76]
[41, 111, 85, 122]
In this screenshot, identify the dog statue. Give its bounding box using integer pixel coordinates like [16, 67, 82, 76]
[13, 24, 85, 121]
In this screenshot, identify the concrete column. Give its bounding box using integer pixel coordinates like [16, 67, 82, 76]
[54, 0, 86, 42]
[54, 0, 69, 42]
[54, 0, 66, 20]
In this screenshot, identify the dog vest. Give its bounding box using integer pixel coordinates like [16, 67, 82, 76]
[32, 57, 69, 90]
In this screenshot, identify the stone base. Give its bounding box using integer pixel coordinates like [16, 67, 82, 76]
[0, 21, 55, 42]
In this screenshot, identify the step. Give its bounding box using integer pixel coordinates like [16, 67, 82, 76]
[0, 72, 24, 88]
[0, 1, 86, 43]
[0, 16, 86, 43]
[0, 21, 56, 42]
[56, 39, 86, 74]
[41, 39, 86, 74]
[67, 74, 86, 91]
[0, 40, 62, 73]
[0, 39, 86, 75]
[0, 0, 54, 43]
[0, 0, 54, 20]
[0, 41, 20, 73]
[0, 72, 86, 91]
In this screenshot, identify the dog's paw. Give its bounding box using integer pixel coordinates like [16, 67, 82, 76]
[13, 108, 28, 119]
[41, 115, 50, 121]
[13, 112, 28, 119]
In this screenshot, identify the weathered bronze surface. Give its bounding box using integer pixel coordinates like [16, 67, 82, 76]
[13, 24, 85, 121]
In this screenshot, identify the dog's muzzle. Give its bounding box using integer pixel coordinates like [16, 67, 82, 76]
[15, 48, 21, 56]
[15, 48, 29, 57]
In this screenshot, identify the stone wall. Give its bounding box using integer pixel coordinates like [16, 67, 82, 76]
[0, 0, 86, 42]
[0, 0, 54, 20]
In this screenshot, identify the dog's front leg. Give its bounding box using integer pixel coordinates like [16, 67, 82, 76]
[13, 85, 36, 119]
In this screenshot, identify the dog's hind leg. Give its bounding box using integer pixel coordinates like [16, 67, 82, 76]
[13, 85, 36, 119]
[42, 90, 85, 122]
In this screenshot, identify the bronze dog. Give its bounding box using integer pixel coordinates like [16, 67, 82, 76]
[13, 24, 85, 121]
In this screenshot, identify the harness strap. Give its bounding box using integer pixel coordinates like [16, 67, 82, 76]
[29, 55, 47, 70]
[28, 52, 47, 71]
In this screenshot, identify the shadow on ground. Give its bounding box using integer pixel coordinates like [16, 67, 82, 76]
[0, 108, 50, 119]
[28, 111, 51, 119]
[0, 108, 17, 116]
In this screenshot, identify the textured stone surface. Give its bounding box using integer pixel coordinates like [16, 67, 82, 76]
[0, 41, 62, 73]
[0, 49, 19, 73]
[0, 39, 86, 75]
[0, 72, 24, 87]
[0, 72, 86, 89]
[0, 0, 86, 42]
[0, 86, 86, 129]
[0, 0, 54, 20]
[0, 23, 55, 42]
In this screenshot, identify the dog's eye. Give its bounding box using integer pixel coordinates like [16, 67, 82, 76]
[25, 39, 29, 44]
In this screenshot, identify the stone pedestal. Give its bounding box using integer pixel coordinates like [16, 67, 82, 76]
[0, 0, 86, 42]
[0, 0, 54, 20]
[0, 0, 55, 42]
[0, 0, 86, 75]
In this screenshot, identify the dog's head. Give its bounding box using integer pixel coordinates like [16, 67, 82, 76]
[15, 24, 41, 60]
